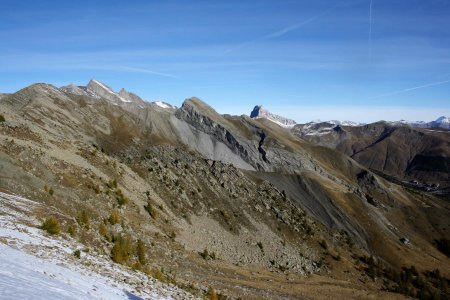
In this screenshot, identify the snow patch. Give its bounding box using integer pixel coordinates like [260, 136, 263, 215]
[154, 101, 171, 109]
[152, 101, 176, 109]
[0, 192, 195, 300]
[253, 116, 295, 128]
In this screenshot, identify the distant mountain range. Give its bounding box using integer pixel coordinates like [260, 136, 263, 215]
[251, 104, 450, 191]
[54, 80, 450, 189]
[248, 104, 449, 131]
[404, 116, 450, 130]
[60, 79, 176, 109]
[60, 80, 448, 130]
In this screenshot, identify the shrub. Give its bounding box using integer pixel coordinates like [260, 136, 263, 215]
[144, 202, 158, 219]
[0, 114, 5, 122]
[319, 239, 328, 250]
[48, 188, 54, 196]
[73, 249, 81, 259]
[116, 189, 129, 206]
[40, 217, 61, 235]
[257, 241, 264, 252]
[333, 253, 341, 261]
[219, 210, 230, 222]
[108, 210, 121, 225]
[153, 269, 163, 281]
[92, 185, 101, 194]
[131, 261, 142, 271]
[136, 239, 146, 265]
[67, 225, 76, 237]
[199, 248, 216, 260]
[77, 210, 90, 229]
[200, 248, 209, 259]
[111, 235, 132, 264]
[107, 179, 117, 189]
[436, 238, 450, 257]
[98, 223, 107, 237]
[208, 287, 218, 300]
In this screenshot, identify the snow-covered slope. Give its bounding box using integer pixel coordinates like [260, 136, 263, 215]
[250, 105, 296, 128]
[0, 192, 195, 300]
[293, 120, 363, 137]
[294, 122, 337, 136]
[430, 116, 450, 129]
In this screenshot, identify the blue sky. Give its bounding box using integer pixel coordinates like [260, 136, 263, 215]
[1, 0, 449, 122]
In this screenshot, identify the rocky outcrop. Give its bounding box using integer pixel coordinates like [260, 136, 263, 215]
[174, 98, 263, 170]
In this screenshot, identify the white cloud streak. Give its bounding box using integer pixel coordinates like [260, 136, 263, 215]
[371, 78, 450, 99]
[223, 3, 339, 54]
[119, 66, 180, 79]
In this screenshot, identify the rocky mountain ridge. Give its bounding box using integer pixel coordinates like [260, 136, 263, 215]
[0, 80, 449, 299]
[292, 120, 450, 194]
[60, 79, 175, 109]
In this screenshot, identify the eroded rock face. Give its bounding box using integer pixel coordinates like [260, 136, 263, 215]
[176, 99, 311, 173]
[174, 98, 262, 170]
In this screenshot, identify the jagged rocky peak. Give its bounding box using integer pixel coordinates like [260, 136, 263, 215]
[118, 88, 146, 105]
[183, 97, 210, 109]
[250, 105, 296, 127]
[60, 83, 86, 96]
[176, 97, 232, 128]
[182, 97, 220, 117]
[86, 79, 130, 103]
[59, 79, 181, 108]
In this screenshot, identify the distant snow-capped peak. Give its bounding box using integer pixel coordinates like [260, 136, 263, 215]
[435, 116, 450, 124]
[305, 119, 363, 127]
[393, 116, 450, 130]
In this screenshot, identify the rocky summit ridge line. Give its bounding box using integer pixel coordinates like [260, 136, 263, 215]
[250, 105, 297, 127]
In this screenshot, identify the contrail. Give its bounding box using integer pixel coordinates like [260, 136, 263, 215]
[369, 0, 373, 63]
[262, 6, 335, 40]
[222, 3, 339, 55]
[120, 66, 179, 79]
[404, 79, 450, 91]
[371, 79, 450, 99]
